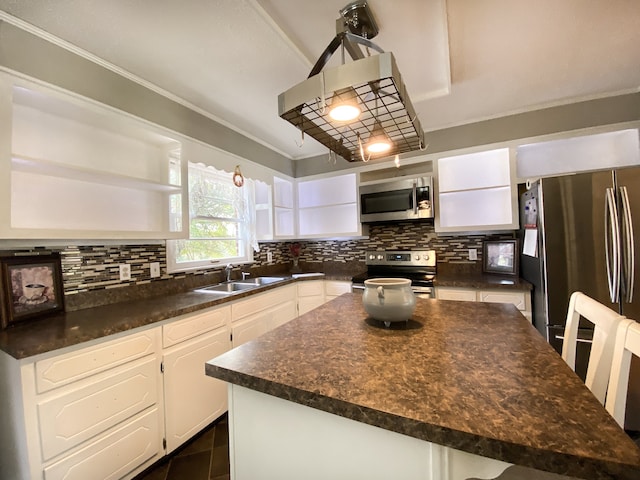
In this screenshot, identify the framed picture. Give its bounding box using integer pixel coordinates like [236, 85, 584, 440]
[483, 240, 519, 276]
[0, 253, 65, 328]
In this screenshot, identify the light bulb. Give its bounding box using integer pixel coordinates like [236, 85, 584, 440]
[365, 120, 393, 154]
[328, 87, 361, 123]
[329, 104, 361, 122]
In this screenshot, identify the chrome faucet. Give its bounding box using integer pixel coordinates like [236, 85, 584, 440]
[225, 264, 233, 282]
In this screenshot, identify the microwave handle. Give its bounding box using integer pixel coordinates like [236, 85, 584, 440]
[412, 181, 418, 215]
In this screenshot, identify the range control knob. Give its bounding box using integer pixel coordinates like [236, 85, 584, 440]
[377, 254, 384, 260]
[423, 253, 430, 260]
[414, 254, 421, 261]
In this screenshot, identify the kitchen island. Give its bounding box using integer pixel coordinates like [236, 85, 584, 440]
[206, 293, 640, 480]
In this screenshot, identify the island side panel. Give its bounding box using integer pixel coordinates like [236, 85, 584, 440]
[227, 384, 511, 480]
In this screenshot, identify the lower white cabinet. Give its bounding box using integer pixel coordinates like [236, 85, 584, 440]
[435, 286, 532, 321]
[298, 280, 325, 315]
[0, 327, 164, 480]
[231, 284, 297, 346]
[0, 281, 314, 480]
[162, 305, 231, 452]
[324, 280, 352, 302]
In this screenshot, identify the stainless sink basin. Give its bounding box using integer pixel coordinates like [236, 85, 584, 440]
[196, 282, 257, 294]
[195, 276, 285, 295]
[234, 276, 286, 286]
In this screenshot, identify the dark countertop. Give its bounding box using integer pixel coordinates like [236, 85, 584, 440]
[0, 276, 311, 360]
[206, 293, 640, 480]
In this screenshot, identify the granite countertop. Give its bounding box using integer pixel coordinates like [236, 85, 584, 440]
[0, 276, 317, 360]
[206, 293, 640, 480]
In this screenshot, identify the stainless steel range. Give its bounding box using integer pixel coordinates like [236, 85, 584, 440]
[351, 250, 436, 298]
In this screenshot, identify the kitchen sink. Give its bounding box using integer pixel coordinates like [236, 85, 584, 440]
[234, 276, 286, 286]
[195, 277, 285, 295]
[196, 282, 257, 294]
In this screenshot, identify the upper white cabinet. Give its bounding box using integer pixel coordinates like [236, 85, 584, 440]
[255, 180, 273, 241]
[273, 176, 295, 238]
[0, 73, 186, 240]
[297, 172, 361, 238]
[435, 148, 518, 233]
[516, 129, 640, 181]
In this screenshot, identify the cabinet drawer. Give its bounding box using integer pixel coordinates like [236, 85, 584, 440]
[479, 290, 527, 311]
[38, 356, 158, 460]
[232, 285, 296, 321]
[163, 305, 230, 348]
[43, 407, 161, 480]
[36, 328, 159, 393]
[436, 288, 477, 302]
[297, 280, 324, 297]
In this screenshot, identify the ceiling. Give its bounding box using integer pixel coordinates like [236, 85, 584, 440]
[0, 0, 638, 161]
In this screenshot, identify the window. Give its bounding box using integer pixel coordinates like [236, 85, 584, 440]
[167, 162, 257, 272]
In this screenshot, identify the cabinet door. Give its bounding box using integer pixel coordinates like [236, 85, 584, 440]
[297, 173, 360, 237]
[232, 314, 268, 348]
[435, 148, 518, 233]
[267, 300, 297, 331]
[163, 327, 231, 453]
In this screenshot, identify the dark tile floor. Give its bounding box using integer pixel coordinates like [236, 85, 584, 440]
[134, 414, 230, 480]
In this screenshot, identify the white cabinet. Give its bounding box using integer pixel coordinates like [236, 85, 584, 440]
[297, 280, 326, 315]
[273, 176, 296, 238]
[435, 286, 532, 321]
[297, 173, 361, 238]
[324, 280, 352, 301]
[2, 327, 164, 480]
[162, 306, 231, 453]
[0, 73, 186, 240]
[435, 148, 518, 233]
[255, 180, 274, 241]
[231, 284, 297, 346]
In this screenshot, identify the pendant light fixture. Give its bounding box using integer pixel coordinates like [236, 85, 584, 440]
[278, 0, 426, 162]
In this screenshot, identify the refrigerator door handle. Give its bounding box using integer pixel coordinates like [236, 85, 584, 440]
[620, 186, 635, 303]
[605, 188, 621, 303]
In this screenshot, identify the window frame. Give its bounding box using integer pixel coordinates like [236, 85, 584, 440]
[166, 162, 255, 273]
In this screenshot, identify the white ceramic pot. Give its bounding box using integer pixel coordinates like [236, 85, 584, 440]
[362, 278, 416, 323]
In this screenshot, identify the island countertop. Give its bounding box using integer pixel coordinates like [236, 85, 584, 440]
[206, 293, 640, 480]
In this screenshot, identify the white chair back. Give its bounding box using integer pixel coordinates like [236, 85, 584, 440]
[561, 291, 626, 404]
[605, 320, 640, 427]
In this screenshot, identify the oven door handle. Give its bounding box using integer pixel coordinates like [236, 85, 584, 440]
[351, 284, 365, 291]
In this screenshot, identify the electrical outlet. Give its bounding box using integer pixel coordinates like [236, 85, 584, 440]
[150, 262, 161, 278]
[267, 251, 273, 263]
[468, 249, 478, 261]
[119, 264, 131, 281]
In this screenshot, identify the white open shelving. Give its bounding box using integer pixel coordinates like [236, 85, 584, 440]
[0, 73, 186, 240]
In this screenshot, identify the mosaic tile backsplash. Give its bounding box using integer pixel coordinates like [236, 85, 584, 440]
[5, 222, 513, 310]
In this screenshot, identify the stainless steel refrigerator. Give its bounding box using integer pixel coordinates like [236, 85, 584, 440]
[519, 166, 640, 430]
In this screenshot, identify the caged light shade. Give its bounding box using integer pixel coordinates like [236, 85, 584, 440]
[278, 52, 425, 162]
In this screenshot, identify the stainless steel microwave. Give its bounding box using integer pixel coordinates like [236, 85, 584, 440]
[359, 176, 433, 223]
